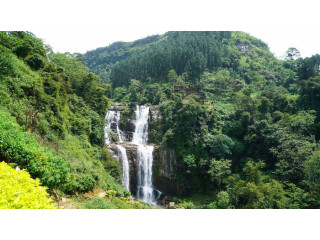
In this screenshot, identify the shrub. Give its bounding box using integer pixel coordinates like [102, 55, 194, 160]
[84, 197, 116, 209]
[216, 191, 232, 209]
[25, 54, 45, 70]
[0, 110, 70, 189]
[0, 161, 55, 209]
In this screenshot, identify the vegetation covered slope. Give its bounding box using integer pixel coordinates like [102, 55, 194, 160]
[0, 31, 134, 208]
[85, 31, 320, 208]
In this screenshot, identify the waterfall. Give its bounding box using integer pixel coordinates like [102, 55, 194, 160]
[132, 106, 149, 145]
[137, 145, 155, 203]
[132, 105, 156, 204]
[105, 105, 160, 205]
[116, 145, 130, 191]
[105, 109, 129, 191]
[105, 110, 125, 144]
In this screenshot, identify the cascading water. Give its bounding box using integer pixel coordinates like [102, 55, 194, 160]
[105, 110, 125, 144]
[132, 106, 149, 145]
[116, 145, 130, 191]
[131, 105, 157, 204]
[137, 145, 155, 203]
[105, 105, 160, 204]
[105, 109, 129, 191]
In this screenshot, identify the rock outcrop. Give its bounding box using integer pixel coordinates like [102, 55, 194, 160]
[153, 146, 178, 195]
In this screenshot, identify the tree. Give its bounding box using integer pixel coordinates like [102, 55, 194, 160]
[183, 154, 197, 174]
[298, 55, 320, 80]
[208, 158, 232, 191]
[284, 47, 301, 61]
[304, 151, 320, 197]
[245, 120, 279, 164]
[258, 96, 272, 114]
[204, 134, 234, 159]
[299, 76, 320, 111]
[272, 128, 315, 184]
[113, 87, 128, 102]
[145, 83, 161, 104]
[226, 161, 308, 208]
[128, 79, 144, 103]
[167, 69, 178, 84]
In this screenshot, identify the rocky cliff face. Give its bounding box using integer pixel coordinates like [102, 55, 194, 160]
[153, 146, 179, 195]
[106, 103, 179, 198]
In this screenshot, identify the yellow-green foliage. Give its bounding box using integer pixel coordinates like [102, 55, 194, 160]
[0, 162, 55, 209]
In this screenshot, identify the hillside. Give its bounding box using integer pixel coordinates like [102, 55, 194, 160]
[85, 31, 320, 208]
[0, 31, 149, 209]
[85, 31, 286, 87]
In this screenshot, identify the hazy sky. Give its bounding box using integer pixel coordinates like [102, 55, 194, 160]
[2, 0, 320, 58]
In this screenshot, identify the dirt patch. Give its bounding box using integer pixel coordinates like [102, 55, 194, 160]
[56, 197, 78, 209]
[83, 188, 106, 199]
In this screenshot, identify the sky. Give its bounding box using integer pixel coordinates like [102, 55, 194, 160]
[1, 0, 320, 59]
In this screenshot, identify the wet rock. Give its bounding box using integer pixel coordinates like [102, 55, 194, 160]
[161, 196, 169, 205]
[169, 202, 175, 209]
[108, 103, 128, 111]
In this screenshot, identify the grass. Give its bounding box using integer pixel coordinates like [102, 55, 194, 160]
[213, 99, 236, 117]
[73, 195, 151, 209]
[171, 191, 217, 209]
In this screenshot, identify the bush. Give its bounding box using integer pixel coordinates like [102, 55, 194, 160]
[25, 54, 45, 70]
[176, 201, 196, 209]
[216, 191, 232, 209]
[84, 197, 116, 209]
[0, 110, 70, 189]
[0, 161, 55, 209]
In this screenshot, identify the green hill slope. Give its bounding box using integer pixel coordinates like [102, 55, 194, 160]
[0, 31, 137, 208]
[84, 31, 320, 208]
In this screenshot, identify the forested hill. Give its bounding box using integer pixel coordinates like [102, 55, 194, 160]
[85, 31, 279, 87]
[85, 31, 320, 208]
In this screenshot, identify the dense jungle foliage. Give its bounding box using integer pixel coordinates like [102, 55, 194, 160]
[85, 31, 320, 208]
[0, 31, 137, 208]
